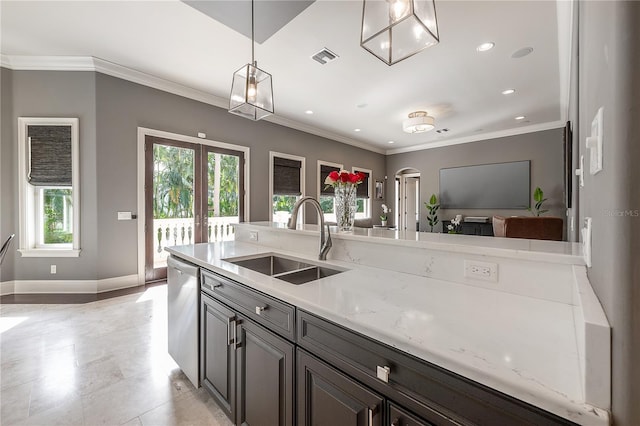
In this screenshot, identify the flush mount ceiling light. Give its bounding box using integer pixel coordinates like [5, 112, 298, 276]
[229, 0, 274, 121]
[361, 0, 439, 66]
[403, 111, 435, 133]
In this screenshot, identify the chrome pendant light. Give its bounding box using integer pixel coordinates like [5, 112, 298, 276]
[229, 0, 274, 120]
[361, 0, 439, 65]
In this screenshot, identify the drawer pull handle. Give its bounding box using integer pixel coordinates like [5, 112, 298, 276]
[376, 365, 390, 383]
[368, 407, 373, 426]
[255, 306, 266, 315]
[227, 317, 236, 345]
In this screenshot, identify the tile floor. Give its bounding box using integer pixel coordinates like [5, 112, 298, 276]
[0, 285, 233, 426]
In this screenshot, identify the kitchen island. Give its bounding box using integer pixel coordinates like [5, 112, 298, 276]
[167, 222, 610, 425]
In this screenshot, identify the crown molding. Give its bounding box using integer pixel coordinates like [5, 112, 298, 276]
[385, 121, 565, 155]
[1, 54, 383, 154]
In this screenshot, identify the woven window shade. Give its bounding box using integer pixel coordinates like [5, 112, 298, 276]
[320, 164, 341, 196]
[355, 170, 370, 198]
[28, 125, 72, 186]
[273, 157, 302, 195]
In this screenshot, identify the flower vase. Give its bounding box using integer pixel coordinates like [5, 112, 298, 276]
[334, 185, 357, 231]
[381, 220, 387, 227]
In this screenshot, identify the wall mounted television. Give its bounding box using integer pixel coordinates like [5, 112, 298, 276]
[439, 161, 530, 209]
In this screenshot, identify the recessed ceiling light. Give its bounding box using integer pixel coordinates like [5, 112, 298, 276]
[502, 89, 516, 95]
[476, 42, 495, 52]
[388, 141, 395, 144]
[354, 128, 361, 132]
[515, 116, 525, 120]
[356, 103, 368, 109]
[512, 47, 534, 59]
[305, 110, 313, 115]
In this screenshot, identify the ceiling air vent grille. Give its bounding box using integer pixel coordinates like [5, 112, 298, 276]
[312, 48, 339, 65]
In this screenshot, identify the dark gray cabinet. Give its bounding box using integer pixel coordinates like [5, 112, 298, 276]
[201, 293, 236, 420]
[236, 317, 294, 426]
[389, 402, 432, 426]
[201, 272, 294, 426]
[297, 349, 384, 426]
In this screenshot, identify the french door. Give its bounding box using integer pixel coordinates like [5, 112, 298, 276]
[144, 135, 245, 282]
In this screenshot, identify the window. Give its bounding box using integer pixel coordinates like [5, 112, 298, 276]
[317, 161, 343, 223]
[352, 167, 372, 219]
[270, 152, 305, 225]
[18, 118, 80, 257]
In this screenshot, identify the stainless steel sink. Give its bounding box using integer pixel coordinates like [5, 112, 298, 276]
[224, 254, 346, 284]
[228, 255, 313, 276]
[276, 266, 343, 285]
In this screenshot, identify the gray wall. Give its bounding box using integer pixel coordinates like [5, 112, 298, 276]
[385, 129, 566, 233]
[1, 69, 99, 282]
[575, 1, 640, 424]
[0, 68, 15, 282]
[0, 69, 385, 281]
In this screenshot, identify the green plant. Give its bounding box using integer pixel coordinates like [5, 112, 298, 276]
[528, 187, 549, 216]
[425, 194, 440, 232]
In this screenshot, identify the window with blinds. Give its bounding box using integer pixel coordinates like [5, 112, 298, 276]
[271, 153, 305, 225]
[18, 118, 80, 256]
[354, 170, 370, 199]
[353, 167, 372, 219]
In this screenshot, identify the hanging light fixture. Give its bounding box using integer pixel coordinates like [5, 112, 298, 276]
[361, 0, 439, 66]
[229, 0, 274, 120]
[403, 111, 435, 133]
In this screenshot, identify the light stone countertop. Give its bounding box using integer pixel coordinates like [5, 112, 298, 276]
[244, 221, 585, 265]
[167, 240, 607, 426]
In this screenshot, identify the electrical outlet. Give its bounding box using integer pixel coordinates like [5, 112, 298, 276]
[464, 260, 498, 282]
[249, 231, 258, 241]
[50, 265, 57, 274]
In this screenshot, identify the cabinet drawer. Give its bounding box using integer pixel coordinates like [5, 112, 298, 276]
[297, 310, 577, 426]
[389, 402, 432, 426]
[201, 269, 295, 341]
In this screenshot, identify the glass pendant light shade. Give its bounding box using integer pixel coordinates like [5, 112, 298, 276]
[361, 0, 439, 65]
[229, 62, 274, 121]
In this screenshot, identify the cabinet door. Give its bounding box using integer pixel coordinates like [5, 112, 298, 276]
[201, 293, 236, 421]
[297, 349, 384, 426]
[236, 318, 295, 426]
[389, 402, 432, 426]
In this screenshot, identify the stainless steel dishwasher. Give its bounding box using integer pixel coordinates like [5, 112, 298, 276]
[167, 255, 199, 387]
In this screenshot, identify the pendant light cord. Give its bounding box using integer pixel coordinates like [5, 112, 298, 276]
[251, 0, 255, 66]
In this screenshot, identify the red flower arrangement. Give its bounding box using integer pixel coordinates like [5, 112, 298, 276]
[324, 170, 366, 188]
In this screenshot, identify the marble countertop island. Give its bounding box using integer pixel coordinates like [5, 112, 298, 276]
[167, 222, 609, 425]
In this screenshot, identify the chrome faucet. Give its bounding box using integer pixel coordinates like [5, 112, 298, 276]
[288, 196, 332, 260]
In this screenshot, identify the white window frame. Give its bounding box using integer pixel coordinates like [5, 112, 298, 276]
[269, 151, 305, 225]
[317, 160, 343, 223]
[17, 117, 80, 257]
[352, 166, 372, 218]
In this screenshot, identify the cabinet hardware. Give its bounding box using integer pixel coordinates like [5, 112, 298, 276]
[368, 407, 374, 426]
[227, 317, 236, 345]
[233, 320, 239, 349]
[255, 306, 266, 315]
[391, 419, 399, 426]
[376, 365, 391, 383]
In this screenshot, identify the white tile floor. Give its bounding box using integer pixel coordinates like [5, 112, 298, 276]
[0, 285, 233, 426]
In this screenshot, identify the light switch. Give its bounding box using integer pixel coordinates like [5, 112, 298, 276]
[586, 107, 603, 175]
[117, 211, 132, 220]
[575, 155, 585, 187]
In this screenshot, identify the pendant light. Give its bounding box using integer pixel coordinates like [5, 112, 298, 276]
[229, 0, 274, 120]
[361, 0, 439, 66]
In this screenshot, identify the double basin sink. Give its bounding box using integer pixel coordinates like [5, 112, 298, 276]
[225, 254, 346, 285]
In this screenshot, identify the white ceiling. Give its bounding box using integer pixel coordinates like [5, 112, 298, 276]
[0, 0, 568, 154]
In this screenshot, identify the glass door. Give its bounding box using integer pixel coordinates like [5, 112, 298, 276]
[145, 135, 245, 283]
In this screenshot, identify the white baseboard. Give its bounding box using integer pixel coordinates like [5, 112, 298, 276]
[0, 275, 143, 295]
[97, 274, 141, 293]
[1, 281, 15, 296]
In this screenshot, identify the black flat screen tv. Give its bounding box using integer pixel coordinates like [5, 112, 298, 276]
[439, 161, 530, 209]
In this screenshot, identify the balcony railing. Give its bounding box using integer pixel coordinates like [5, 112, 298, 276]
[153, 216, 238, 268]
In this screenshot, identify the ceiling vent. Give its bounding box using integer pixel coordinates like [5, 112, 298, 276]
[312, 48, 339, 65]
